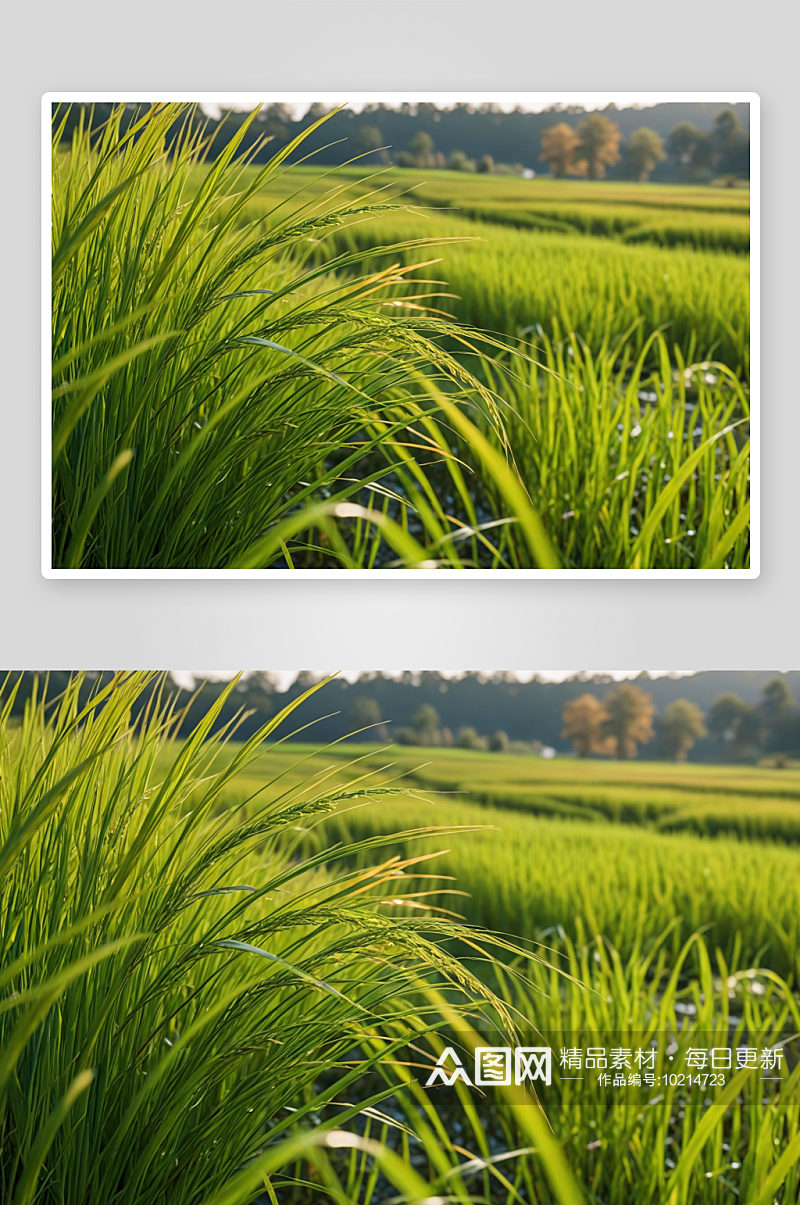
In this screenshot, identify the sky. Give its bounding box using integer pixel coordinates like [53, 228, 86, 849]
[199, 92, 743, 121]
[170, 669, 699, 692]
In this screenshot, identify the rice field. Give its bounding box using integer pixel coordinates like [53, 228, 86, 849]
[214, 722, 800, 1202]
[315, 204, 751, 568]
[216, 165, 754, 570]
[212, 742, 800, 843]
[239, 167, 751, 253]
[50, 104, 752, 571]
[320, 210, 750, 371]
[404, 176, 750, 253]
[203, 742, 800, 976]
[8, 674, 800, 1205]
[237, 735, 800, 1202]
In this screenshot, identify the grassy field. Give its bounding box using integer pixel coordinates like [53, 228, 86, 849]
[228, 166, 750, 367]
[226, 733, 800, 1202]
[319, 212, 749, 370]
[208, 726, 800, 1202]
[7, 675, 800, 1205]
[51, 105, 752, 570]
[400, 175, 750, 253]
[202, 738, 800, 987]
[228, 163, 753, 570]
[200, 737, 800, 989]
[236, 167, 751, 253]
[209, 742, 800, 842]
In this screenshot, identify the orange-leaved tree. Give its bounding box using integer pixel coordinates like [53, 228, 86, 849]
[603, 682, 655, 759]
[574, 113, 621, 180]
[539, 122, 581, 178]
[561, 694, 614, 757]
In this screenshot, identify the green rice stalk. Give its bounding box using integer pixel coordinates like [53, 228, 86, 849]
[51, 104, 520, 571]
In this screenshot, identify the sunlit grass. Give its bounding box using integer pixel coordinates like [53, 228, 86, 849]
[7, 674, 798, 1204]
[51, 103, 552, 572]
[320, 210, 750, 375]
[1, 672, 572, 1205]
[51, 105, 751, 570]
[218, 730, 800, 1204]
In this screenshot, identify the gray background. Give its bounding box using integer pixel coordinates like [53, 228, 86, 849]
[1, 1, 795, 671]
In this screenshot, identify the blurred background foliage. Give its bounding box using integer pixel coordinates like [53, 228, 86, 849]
[4, 671, 798, 762]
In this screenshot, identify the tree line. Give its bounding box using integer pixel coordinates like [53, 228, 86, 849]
[3, 672, 794, 761]
[362, 677, 800, 764]
[354, 697, 555, 755]
[560, 678, 797, 763]
[383, 108, 749, 183]
[56, 101, 750, 183]
[536, 108, 748, 182]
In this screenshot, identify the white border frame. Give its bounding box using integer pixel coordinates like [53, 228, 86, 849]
[42, 91, 760, 580]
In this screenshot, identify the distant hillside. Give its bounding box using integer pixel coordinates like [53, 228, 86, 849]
[55, 100, 751, 183]
[252, 670, 799, 754]
[4, 670, 796, 759]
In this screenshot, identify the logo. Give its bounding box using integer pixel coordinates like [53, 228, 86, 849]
[425, 1046, 552, 1088]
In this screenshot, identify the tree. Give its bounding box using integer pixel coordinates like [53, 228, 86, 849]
[561, 694, 612, 757]
[489, 730, 509, 752]
[574, 113, 621, 180]
[624, 128, 666, 181]
[257, 103, 292, 141]
[760, 678, 795, 751]
[448, 149, 475, 171]
[666, 122, 703, 161]
[660, 699, 706, 761]
[394, 702, 441, 747]
[539, 122, 580, 178]
[412, 703, 441, 745]
[737, 707, 765, 753]
[761, 677, 793, 720]
[354, 124, 386, 163]
[713, 109, 742, 149]
[603, 683, 655, 759]
[409, 130, 435, 167]
[349, 695, 381, 726]
[348, 695, 388, 740]
[477, 154, 494, 174]
[666, 123, 712, 178]
[710, 110, 746, 175]
[713, 110, 749, 177]
[237, 672, 278, 718]
[708, 693, 747, 741]
[457, 725, 487, 751]
[707, 693, 762, 757]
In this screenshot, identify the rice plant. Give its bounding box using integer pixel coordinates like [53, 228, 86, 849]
[406, 929, 800, 1203]
[316, 210, 750, 567]
[51, 102, 553, 571]
[473, 332, 750, 569]
[1, 671, 585, 1205]
[482, 926, 800, 1204]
